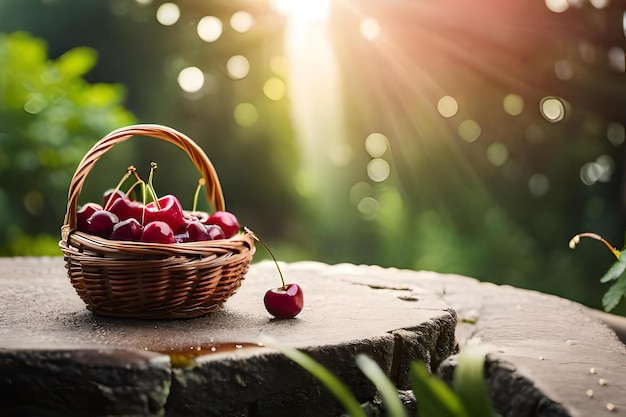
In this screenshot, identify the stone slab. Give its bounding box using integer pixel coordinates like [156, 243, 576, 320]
[0, 257, 457, 416]
[385, 269, 626, 417]
[1, 258, 624, 416]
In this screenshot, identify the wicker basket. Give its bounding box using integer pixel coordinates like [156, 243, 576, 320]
[59, 124, 256, 319]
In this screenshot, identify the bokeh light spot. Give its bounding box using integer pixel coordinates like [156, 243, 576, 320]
[177, 67, 204, 93]
[540, 96, 565, 122]
[503, 93, 524, 116]
[24, 95, 46, 114]
[231, 11, 254, 33]
[365, 133, 389, 158]
[608, 47, 625, 72]
[357, 196, 379, 219]
[234, 102, 258, 127]
[197, 16, 222, 42]
[360, 18, 380, 41]
[135, 0, 153, 5]
[270, 55, 289, 77]
[156, 3, 180, 26]
[525, 124, 546, 143]
[458, 119, 481, 143]
[590, 0, 609, 8]
[529, 173, 550, 197]
[580, 155, 614, 185]
[554, 60, 574, 80]
[349, 181, 374, 207]
[23, 190, 44, 215]
[545, 0, 569, 13]
[367, 158, 390, 182]
[486, 143, 509, 167]
[227, 55, 250, 80]
[607, 122, 625, 146]
[263, 77, 286, 101]
[437, 96, 459, 118]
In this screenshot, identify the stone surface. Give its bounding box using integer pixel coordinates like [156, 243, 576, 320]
[408, 272, 626, 417]
[0, 257, 457, 417]
[1, 257, 624, 416]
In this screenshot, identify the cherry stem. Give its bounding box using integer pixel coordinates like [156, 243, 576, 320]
[569, 232, 621, 260]
[192, 178, 205, 212]
[103, 166, 135, 211]
[147, 161, 161, 209]
[244, 227, 286, 288]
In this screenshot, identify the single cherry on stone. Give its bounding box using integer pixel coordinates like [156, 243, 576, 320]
[245, 227, 304, 319]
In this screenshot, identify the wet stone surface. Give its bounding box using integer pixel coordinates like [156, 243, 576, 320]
[1, 257, 625, 417]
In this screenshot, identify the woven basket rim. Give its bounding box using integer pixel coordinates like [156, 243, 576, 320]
[60, 124, 230, 244]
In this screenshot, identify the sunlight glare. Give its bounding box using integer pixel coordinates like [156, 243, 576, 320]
[360, 18, 381, 41]
[271, 0, 330, 22]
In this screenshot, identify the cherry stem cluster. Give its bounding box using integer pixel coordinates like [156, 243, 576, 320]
[192, 178, 205, 212]
[244, 227, 286, 288]
[146, 161, 161, 209]
[103, 166, 136, 211]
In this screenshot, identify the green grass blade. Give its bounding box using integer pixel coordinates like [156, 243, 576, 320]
[355, 354, 406, 417]
[410, 361, 469, 417]
[454, 345, 498, 417]
[269, 343, 367, 417]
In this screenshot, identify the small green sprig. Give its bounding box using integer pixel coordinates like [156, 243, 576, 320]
[570, 232, 626, 312]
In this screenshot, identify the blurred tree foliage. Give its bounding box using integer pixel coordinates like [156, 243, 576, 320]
[0, 31, 136, 255]
[0, 0, 625, 314]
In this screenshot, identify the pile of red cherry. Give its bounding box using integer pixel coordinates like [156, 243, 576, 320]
[77, 190, 239, 244]
[75, 164, 304, 319]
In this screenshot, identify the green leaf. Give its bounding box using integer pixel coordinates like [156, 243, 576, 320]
[600, 256, 626, 283]
[269, 343, 366, 417]
[355, 354, 406, 417]
[410, 361, 469, 417]
[454, 345, 499, 417]
[602, 273, 626, 312]
[56, 46, 97, 78]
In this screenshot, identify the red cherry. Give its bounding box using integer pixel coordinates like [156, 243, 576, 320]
[77, 202, 103, 232]
[264, 283, 304, 319]
[84, 210, 119, 238]
[205, 211, 239, 238]
[141, 221, 176, 244]
[108, 197, 144, 223]
[145, 195, 185, 233]
[184, 210, 210, 223]
[205, 224, 226, 240]
[103, 188, 125, 210]
[110, 218, 144, 241]
[176, 221, 210, 243]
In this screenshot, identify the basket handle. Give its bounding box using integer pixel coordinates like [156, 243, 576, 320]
[61, 124, 225, 243]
